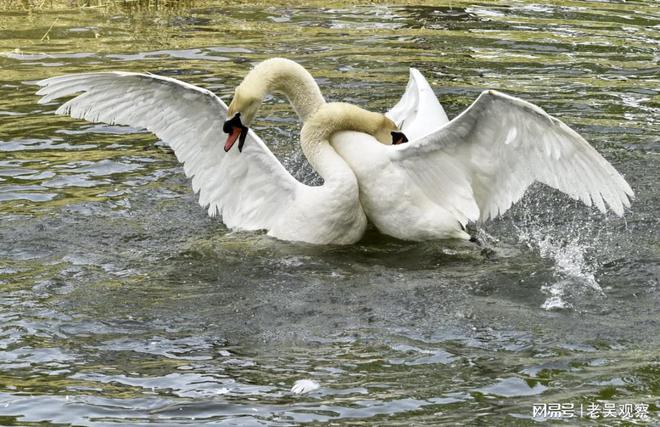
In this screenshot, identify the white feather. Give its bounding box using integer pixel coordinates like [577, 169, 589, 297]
[37, 72, 302, 235]
[391, 90, 634, 223]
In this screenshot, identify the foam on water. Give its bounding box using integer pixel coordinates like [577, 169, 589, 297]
[514, 209, 606, 310]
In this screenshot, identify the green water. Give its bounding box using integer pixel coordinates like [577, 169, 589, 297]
[0, 1, 658, 425]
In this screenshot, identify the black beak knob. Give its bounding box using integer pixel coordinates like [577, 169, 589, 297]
[391, 131, 409, 145]
[223, 112, 242, 134]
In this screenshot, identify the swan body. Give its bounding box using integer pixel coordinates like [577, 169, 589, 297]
[289, 103, 398, 243]
[331, 133, 471, 240]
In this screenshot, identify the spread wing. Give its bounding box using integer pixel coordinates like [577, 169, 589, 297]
[386, 68, 450, 142]
[390, 90, 634, 222]
[37, 72, 304, 231]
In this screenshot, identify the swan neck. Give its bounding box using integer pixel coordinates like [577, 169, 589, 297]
[241, 58, 325, 121]
[301, 131, 358, 200]
[304, 102, 395, 146]
[301, 102, 396, 193]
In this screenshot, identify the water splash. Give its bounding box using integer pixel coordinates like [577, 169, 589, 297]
[509, 194, 608, 310]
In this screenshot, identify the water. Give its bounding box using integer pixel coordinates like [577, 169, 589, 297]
[0, 1, 658, 425]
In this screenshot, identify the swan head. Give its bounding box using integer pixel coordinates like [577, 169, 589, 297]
[222, 112, 248, 152]
[304, 103, 408, 147]
[372, 115, 408, 146]
[224, 85, 263, 152]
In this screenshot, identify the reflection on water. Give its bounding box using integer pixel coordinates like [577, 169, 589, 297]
[0, 1, 658, 425]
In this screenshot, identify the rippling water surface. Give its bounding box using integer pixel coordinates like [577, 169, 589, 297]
[0, 1, 658, 425]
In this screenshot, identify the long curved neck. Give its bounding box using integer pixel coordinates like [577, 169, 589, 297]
[300, 103, 391, 192]
[238, 58, 326, 121]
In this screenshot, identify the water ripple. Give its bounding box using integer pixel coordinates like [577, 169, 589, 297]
[0, 1, 657, 425]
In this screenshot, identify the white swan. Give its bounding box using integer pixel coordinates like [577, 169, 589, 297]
[223, 59, 634, 240]
[334, 87, 635, 240]
[35, 69, 398, 244]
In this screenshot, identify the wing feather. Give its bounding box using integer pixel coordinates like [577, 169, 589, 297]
[37, 71, 303, 232]
[391, 90, 633, 222]
[386, 68, 450, 142]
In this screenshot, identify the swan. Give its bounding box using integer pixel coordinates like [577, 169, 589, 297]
[223, 59, 634, 240]
[35, 69, 399, 244]
[332, 89, 634, 240]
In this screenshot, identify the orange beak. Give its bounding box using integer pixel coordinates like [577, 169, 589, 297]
[224, 127, 242, 152]
[223, 113, 248, 152]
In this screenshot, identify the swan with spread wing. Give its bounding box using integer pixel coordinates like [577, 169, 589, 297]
[332, 87, 635, 241]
